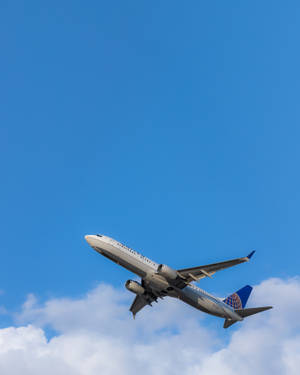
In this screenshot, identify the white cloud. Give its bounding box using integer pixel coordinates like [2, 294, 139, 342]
[0, 277, 299, 374]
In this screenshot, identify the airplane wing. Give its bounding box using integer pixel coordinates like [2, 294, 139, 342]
[130, 295, 151, 318]
[129, 281, 164, 318]
[176, 251, 255, 285]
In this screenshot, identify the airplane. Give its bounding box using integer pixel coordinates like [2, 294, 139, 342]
[85, 234, 272, 328]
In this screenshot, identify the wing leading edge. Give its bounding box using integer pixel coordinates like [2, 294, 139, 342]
[177, 251, 255, 284]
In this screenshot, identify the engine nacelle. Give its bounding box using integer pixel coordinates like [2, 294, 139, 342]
[125, 280, 145, 295]
[157, 264, 178, 280]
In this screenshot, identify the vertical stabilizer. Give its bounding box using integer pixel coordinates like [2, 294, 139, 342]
[223, 285, 253, 309]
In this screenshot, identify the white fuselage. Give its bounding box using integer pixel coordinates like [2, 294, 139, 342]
[85, 235, 242, 322]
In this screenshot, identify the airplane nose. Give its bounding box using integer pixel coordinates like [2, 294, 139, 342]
[85, 235, 93, 244]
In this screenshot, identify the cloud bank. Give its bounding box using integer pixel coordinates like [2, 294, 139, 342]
[0, 277, 300, 374]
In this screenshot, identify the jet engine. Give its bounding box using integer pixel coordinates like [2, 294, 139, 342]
[125, 280, 145, 295]
[157, 264, 178, 280]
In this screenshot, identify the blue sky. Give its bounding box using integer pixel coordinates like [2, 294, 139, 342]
[1, 0, 300, 332]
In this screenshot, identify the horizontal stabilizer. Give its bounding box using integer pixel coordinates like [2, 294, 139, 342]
[223, 319, 237, 329]
[235, 306, 273, 318]
[224, 306, 272, 328]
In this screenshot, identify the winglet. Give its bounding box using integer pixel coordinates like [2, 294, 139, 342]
[247, 250, 255, 259]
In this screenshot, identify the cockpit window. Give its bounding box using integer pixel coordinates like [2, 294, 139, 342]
[96, 234, 103, 237]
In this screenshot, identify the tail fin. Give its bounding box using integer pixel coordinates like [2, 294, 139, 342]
[223, 285, 253, 309]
